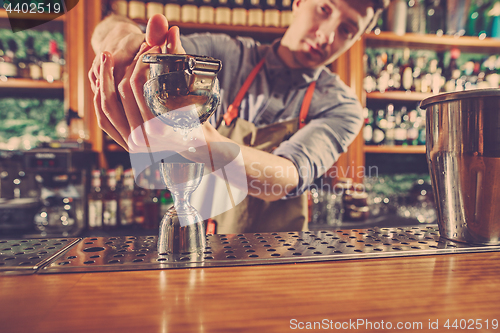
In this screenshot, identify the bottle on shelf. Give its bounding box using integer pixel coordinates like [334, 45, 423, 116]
[26, 36, 42, 81]
[199, 0, 215, 24]
[147, 0, 166, 19]
[144, 185, 161, 229]
[263, 0, 280, 27]
[407, 0, 426, 34]
[280, 0, 293, 28]
[231, 0, 247, 26]
[387, 0, 407, 36]
[372, 109, 386, 146]
[159, 189, 174, 217]
[102, 169, 119, 229]
[426, 0, 445, 35]
[119, 169, 135, 227]
[215, 0, 231, 25]
[181, 0, 199, 23]
[363, 108, 374, 145]
[111, 0, 129, 16]
[133, 173, 147, 227]
[42, 40, 63, 83]
[88, 170, 103, 230]
[394, 107, 408, 146]
[446, 0, 468, 36]
[406, 109, 420, 146]
[128, 0, 147, 20]
[0, 39, 19, 79]
[384, 104, 396, 146]
[165, 0, 181, 21]
[247, 0, 264, 27]
[400, 48, 414, 91]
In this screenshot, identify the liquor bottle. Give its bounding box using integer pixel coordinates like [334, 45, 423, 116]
[384, 104, 396, 146]
[215, 0, 231, 25]
[446, 0, 468, 36]
[119, 169, 135, 227]
[26, 36, 42, 80]
[426, 0, 445, 35]
[0, 39, 18, 78]
[400, 48, 414, 91]
[231, 0, 247, 25]
[159, 189, 174, 217]
[165, 0, 181, 21]
[417, 107, 426, 145]
[363, 108, 374, 145]
[199, 0, 215, 24]
[412, 56, 425, 93]
[111, 0, 129, 16]
[181, 0, 199, 23]
[133, 174, 147, 227]
[280, 0, 293, 27]
[42, 40, 62, 82]
[406, 109, 420, 145]
[103, 169, 119, 229]
[263, 0, 280, 27]
[88, 170, 103, 230]
[391, 51, 402, 90]
[144, 186, 161, 229]
[387, 0, 407, 36]
[407, 0, 426, 34]
[372, 109, 386, 145]
[128, 0, 147, 20]
[394, 107, 408, 146]
[147, 0, 165, 18]
[247, 0, 264, 26]
[376, 52, 389, 92]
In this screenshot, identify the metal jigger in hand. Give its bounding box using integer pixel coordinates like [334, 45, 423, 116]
[143, 54, 222, 254]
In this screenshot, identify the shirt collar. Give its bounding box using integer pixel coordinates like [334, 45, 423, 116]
[261, 39, 326, 86]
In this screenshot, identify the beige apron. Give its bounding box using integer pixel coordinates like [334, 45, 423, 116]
[209, 58, 316, 233]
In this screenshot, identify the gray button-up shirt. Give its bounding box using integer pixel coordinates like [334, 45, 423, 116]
[181, 33, 363, 197]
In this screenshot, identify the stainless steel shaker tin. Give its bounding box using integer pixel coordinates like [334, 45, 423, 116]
[420, 88, 500, 245]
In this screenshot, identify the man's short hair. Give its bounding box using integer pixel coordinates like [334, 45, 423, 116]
[365, 0, 390, 33]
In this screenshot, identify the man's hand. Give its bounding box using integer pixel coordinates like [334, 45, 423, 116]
[88, 14, 178, 94]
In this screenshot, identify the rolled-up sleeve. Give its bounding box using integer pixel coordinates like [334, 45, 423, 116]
[273, 86, 363, 198]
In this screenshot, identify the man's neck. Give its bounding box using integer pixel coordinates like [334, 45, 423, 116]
[276, 41, 300, 69]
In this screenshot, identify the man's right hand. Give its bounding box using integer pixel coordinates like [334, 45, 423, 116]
[88, 14, 177, 94]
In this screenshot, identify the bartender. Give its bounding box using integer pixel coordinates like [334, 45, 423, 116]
[88, 0, 389, 233]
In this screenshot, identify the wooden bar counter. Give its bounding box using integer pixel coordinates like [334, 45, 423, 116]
[1, 251, 500, 332]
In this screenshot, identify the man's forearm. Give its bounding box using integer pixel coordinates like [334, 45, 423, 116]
[240, 145, 300, 201]
[91, 14, 142, 54]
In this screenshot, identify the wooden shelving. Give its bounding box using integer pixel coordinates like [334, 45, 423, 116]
[0, 9, 65, 22]
[364, 145, 426, 154]
[133, 20, 286, 41]
[365, 31, 500, 53]
[0, 78, 64, 89]
[366, 91, 434, 103]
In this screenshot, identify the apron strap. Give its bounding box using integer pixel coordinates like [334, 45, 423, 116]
[299, 81, 316, 129]
[223, 58, 266, 126]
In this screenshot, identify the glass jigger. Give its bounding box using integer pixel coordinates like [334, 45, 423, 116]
[142, 54, 222, 254]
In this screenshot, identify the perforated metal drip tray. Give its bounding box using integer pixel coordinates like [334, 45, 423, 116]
[0, 238, 80, 275]
[41, 226, 500, 274]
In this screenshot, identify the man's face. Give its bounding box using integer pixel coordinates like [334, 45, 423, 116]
[282, 0, 375, 69]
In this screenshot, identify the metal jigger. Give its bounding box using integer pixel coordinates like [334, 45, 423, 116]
[157, 162, 205, 254]
[142, 54, 222, 254]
